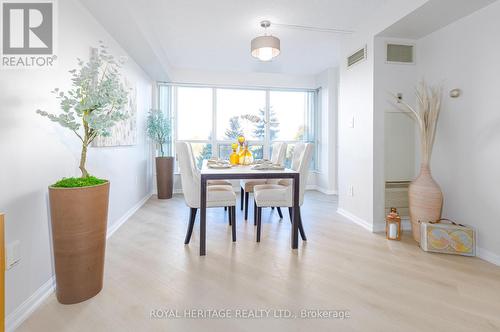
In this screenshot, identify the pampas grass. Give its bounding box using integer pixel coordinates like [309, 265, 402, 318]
[393, 81, 443, 165]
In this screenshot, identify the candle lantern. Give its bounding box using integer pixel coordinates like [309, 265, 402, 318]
[386, 207, 402, 240]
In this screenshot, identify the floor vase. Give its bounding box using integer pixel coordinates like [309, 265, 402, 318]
[408, 164, 443, 243]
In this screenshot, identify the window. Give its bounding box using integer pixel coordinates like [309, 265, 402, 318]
[159, 84, 318, 170]
[216, 89, 266, 141]
[177, 87, 212, 140]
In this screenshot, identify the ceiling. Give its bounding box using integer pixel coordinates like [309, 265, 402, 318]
[80, 0, 396, 80]
[378, 0, 497, 39]
[80, 0, 498, 81]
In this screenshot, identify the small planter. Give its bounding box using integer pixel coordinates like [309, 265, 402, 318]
[156, 156, 174, 199]
[49, 181, 110, 304]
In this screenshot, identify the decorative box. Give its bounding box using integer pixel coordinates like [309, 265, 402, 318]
[420, 219, 475, 256]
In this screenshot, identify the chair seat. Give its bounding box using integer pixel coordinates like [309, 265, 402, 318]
[276, 179, 292, 186]
[206, 185, 237, 208]
[253, 184, 292, 207]
[208, 180, 232, 186]
[240, 179, 267, 192]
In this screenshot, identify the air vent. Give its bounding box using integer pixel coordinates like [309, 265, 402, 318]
[347, 46, 366, 68]
[386, 43, 414, 64]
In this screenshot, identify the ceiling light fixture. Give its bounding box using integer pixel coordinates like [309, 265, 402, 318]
[251, 20, 280, 62]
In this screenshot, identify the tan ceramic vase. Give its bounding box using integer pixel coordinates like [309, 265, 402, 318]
[49, 182, 110, 304]
[408, 164, 443, 243]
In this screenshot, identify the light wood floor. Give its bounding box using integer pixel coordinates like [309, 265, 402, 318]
[18, 192, 500, 332]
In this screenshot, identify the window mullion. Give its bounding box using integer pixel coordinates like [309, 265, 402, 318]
[264, 89, 270, 159]
[212, 87, 217, 158]
[173, 86, 178, 155]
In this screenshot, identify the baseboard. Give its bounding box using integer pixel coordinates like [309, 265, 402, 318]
[477, 247, 500, 266]
[6, 191, 153, 332]
[337, 208, 373, 232]
[6, 276, 56, 332]
[306, 185, 337, 195]
[107, 192, 153, 238]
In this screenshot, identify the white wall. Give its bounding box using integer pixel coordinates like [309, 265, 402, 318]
[416, 0, 500, 263]
[337, 33, 376, 229]
[315, 68, 339, 194]
[170, 68, 317, 89]
[0, 0, 154, 328]
[373, 36, 418, 230]
[337, 0, 428, 231]
[374, 37, 417, 182]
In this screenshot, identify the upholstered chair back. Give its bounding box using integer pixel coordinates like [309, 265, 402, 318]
[270, 142, 287, 166]
[176, 142, 200, 208]
[290, 143, 314, 205]
[186, 143, 200, 176]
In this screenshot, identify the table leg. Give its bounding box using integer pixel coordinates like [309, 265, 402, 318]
[200, 176, 207, 256]
[292, 174, 300, 249]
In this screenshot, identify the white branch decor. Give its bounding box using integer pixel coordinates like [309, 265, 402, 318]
[394, 81, 443, 165]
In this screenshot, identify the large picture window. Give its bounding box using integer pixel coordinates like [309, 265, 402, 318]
[158, 83, 318, 169]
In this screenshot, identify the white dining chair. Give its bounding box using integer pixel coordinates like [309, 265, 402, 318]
[240, 142, 287, 220]
[176, 142, 237, 244]
[187, 142, 232, 186]
[186, 142, 233, 212]
[253, 143, 314, 242]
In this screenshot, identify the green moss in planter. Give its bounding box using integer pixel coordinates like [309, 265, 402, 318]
[52, 176, 107, 188]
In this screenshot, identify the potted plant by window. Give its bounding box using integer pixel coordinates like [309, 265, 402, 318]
[37, 43, 128, 304]
[147, 109, 173, 199]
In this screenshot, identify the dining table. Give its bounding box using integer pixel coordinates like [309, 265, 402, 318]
[199, 161, 300, 256]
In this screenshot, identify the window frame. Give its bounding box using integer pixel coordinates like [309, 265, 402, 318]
[158, 82, 320, 170]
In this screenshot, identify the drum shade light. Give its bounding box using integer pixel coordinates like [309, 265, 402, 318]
[251, 21, 280, 61]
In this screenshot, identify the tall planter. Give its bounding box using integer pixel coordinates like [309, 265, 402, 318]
[408, 164, 443, 243]
[49, 182, 109, 304]
[156, 156, 174, 199]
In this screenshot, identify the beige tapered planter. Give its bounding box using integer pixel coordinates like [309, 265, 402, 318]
[409, 164, 443, 243]
[49, 182, 109, 304]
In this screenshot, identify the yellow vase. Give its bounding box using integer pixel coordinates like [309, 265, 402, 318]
[229, 143, 239, 165]
[239, 145, 254, 165]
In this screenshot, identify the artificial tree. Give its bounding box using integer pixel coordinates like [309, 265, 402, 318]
[36, 43, 130, 304]
[147, 109, 174, 199]
[146, 109, 171, 157]
[37, 42, 128, 181]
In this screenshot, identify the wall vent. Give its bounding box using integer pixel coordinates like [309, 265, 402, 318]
[386, 43, 414, 64]
[347, 46, 366, 68]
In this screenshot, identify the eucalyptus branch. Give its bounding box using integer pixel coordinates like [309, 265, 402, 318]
[36, 43, 129, 178]
[72, 129, 84, 143]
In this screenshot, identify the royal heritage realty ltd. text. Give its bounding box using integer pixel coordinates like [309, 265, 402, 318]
[150, 308, 351, 320]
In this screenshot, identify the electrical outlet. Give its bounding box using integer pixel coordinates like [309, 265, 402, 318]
[7, 240, 21, 270]
[348, 185, 354, 197]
